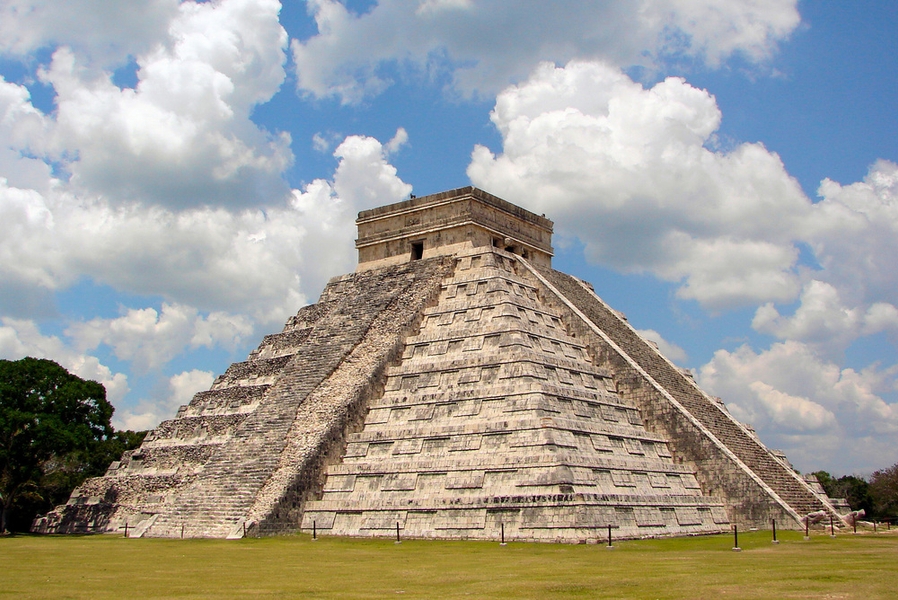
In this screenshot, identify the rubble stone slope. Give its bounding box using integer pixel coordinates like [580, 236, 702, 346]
[33, 258, 451, 537]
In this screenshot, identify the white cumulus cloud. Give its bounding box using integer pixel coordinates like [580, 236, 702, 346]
[66, 303, 254, 373]
[0, 127, 411, 327]
[468, 60, 810, 309]
[292, 0, 800, 104]
[0, 0, 179, 67]
[753, 280, 898, 359]
[807, 160, 898, 308]
[34, 0, 292, 209]
[698, 341, 898, 472]
[745, 160, 898, 363]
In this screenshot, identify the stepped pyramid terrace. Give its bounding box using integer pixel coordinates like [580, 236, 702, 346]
[34, 186, 845, 541]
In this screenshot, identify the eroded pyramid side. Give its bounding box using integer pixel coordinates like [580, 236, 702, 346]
[34, 258, 452, 537]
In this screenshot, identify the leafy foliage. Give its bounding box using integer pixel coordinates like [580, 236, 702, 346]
[0, 357, 144, 532]
[869, 464, 898, 522]
[812, 470, 883, 519]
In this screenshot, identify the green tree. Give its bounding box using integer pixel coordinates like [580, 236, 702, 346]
[811, 470, 837, 495]
[838, 475, 873, 516]
[869, 463, 898, 522]
[810, 470, 873, 516]
[0, 357, 128, 532]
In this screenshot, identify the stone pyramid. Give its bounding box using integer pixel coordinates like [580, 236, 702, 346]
[35, 186, 842, 540]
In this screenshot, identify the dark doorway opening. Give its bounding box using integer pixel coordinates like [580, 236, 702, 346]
[411, 241, 424, 260]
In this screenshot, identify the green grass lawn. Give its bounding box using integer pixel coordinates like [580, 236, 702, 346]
[3, 529, 897, 599]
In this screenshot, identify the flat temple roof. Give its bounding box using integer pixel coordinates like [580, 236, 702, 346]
[356, 186, 553, 232]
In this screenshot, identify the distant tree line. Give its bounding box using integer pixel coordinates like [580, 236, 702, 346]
[812, 467, 898, 522]
[1, 357, 146, 533]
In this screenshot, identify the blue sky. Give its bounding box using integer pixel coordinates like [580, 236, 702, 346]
[1, 0, 896, 475]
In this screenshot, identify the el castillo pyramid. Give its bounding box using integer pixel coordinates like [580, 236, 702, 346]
[35, 186, 843, 541]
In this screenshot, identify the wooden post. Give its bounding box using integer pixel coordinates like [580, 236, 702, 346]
[500, 522, 506, 546]
[772, 519, 778, 544]
[124, 522, 129, 538]
[312, 520, 317, 541]
[181, 524, 185, 539]
[395, 521, 401, 544]
[607, 524, 613, 549]
[804, 518, 810, 540]
[732, 524, 741, 552]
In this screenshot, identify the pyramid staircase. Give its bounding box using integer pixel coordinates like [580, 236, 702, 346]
[302, 247, 729, 541]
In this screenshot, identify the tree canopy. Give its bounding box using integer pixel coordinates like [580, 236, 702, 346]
[0, 357, 144, 532]
[811, 470, 874, 517]
[811, 467, 898, 523]
[869, 464, 898, 522]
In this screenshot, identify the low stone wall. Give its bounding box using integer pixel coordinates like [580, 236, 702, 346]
[146, 414, 248, 443]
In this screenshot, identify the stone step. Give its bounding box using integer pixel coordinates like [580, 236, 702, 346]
[143, 258, 453, 537]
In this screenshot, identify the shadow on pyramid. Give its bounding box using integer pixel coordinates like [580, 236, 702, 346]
[34, 187, 842, 541]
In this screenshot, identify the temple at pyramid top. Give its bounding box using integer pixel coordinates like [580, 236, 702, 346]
[356, 186, 554, 269]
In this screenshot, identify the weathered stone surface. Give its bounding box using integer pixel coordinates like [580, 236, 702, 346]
[35, 186, 840, 539]
[531, 266, 840, 527]
[34, 257, 452, 537]
[302, 247, 727, 541]
[356, 186, 554, 269]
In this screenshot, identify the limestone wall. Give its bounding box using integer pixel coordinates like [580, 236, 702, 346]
[356, 187, 553, 268]
[142, 258, 453, 538]
[246, 257, 454, 535]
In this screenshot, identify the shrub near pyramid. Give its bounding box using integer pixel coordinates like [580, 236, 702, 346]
[34, 187, 840, 540]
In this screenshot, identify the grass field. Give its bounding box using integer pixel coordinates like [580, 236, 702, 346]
[3, 529, 897, 599]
